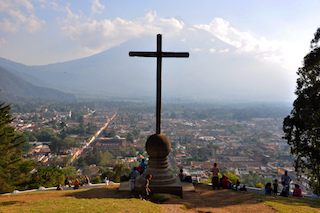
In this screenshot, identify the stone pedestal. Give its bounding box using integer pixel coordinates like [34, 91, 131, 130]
[135, 134, 182, 197]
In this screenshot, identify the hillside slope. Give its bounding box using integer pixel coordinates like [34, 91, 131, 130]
[0, 66, 76, 101]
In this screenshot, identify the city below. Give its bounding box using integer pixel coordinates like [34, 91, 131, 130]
[9, 101, 312, 195]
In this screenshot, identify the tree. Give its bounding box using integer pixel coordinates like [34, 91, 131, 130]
[49, 137, 64, 154]
[23, 131, 37, 142]
[78, 115, 86, 135]
[29, 166, 64, 188]
[84, 147, 102, 165]
[126, 132, 135, 143]
[62, 166, 77, 178]
[36, 129, 55, 141]
[106, 130, 116, 138]
[283, 28, 320, 195]
[0, 102, 36, 193]
[133, 129, 140, 138]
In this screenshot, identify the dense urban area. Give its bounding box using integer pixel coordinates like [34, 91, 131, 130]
[4, 100, 310, 194]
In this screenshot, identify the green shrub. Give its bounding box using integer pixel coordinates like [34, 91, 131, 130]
[92, 176, 101, 184]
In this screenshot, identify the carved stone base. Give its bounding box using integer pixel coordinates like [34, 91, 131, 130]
[135, 156, 182, 197]
[134, 134, 183, 197]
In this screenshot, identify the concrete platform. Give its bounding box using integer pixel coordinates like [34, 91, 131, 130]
[1, 183, 116, 196]
[118, 181, 195, 193]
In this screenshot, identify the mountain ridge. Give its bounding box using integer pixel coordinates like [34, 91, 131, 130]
[0, 66, 76, 102]
[0, 27, 295, 102]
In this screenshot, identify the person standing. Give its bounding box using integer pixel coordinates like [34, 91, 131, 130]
[211, 163, 220, 189]
[178, 169, 185, 182]
[139, 159, 147, 175]
[273, 179, 279, 195]
[129, 167, 139, 192]
[138, 174, 152, 201]
[281, 171, 291, 189]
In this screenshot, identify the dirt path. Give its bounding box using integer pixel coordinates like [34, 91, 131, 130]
[163, 183, 276, 213]
[0, 184, 275, 213]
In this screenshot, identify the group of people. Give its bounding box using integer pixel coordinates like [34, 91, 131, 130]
[128, 158, 152, 200]
[211, 165, 302, 197]
[62, 175, 90, 190]
[265, 171, 302, 197]
[211, 163, 247, 191]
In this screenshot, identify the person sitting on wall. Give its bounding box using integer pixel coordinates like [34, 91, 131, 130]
[57, 184, 63, 190]
[74, 179, 80, 189]
[65, 177, 72, 187]
[81, 175, 90, 186]
[222, 176, 232, 189]
[194, 175, 200, 184]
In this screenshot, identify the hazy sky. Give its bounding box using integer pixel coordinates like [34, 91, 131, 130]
[0, 0, 320, 74]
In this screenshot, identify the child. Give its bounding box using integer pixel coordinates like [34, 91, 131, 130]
[293, 184, 302, 197]
[138, 174, 152, 200]
[280, 181, 289, 197]
[235, 180, 240, 191]
[239, 184, 247, 191]
[265, 182, 273, 195]
[273, 179, 278, 195]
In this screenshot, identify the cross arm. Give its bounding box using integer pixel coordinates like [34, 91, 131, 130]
[129, 52, 189, 58]
[129, 52, 157, 57]
[162, 52, 189, 58]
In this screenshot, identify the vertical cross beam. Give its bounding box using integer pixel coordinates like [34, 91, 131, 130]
[129, 34, 189, 134]
[156, 34, 162, 134]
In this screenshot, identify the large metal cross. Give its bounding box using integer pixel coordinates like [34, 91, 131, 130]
[129, 34, 189, 134]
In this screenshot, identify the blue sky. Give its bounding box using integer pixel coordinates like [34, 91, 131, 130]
[0, 0, 320, 74]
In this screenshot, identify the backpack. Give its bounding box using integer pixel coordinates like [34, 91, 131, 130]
[138, 166, 142, 173]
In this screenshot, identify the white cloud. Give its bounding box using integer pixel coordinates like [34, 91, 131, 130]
[91, 0, 105, 14]
[50, 2, 58, 10]
[0, 0, 44, 33]
[0, 38, 7, 47]
[219, 48, 229, 53]
[209, 48, 216, 53]
[194, 18, 284, 64]
[24, 13, 45, 33]
[59, 10, 185, 54]
[191, 48, 202, 52]
[0, 19, 19, 33]
[0, 0, 34, 12]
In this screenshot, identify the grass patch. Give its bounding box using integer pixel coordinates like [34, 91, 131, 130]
[0, 197, 163, 213]
[232, 198, 244, 204]
[0, 201, 24, 206]
[150, 193, 180, 203]
[250, 193, 320, 213]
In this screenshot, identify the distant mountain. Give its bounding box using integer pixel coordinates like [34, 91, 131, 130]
[0, 26, 295, 102]
[0, 66, 76, 102]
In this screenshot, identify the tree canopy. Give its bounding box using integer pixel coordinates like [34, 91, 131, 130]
[0, 102, 36, 193]
[283, 27, 320, 195]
